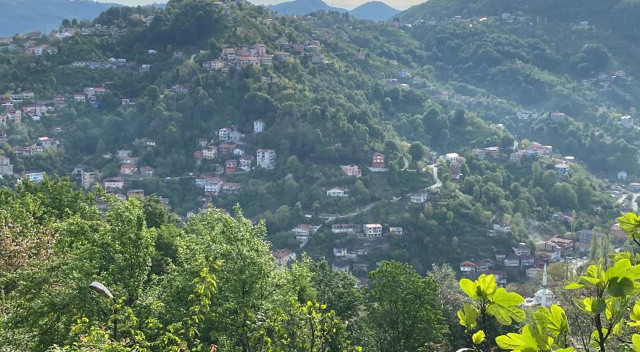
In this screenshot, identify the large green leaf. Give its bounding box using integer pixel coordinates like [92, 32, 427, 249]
[618, 213, 640, 237]
[457, 303, 479, 328]
[459, 278, 478, 299]
[472, 330, 485, 345]
[632, 334, 640, 352]
[495, 325, 544, 352]
[486, 288, 525, 325]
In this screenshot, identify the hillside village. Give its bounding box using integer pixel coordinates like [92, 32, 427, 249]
[0, 0, 638, 291]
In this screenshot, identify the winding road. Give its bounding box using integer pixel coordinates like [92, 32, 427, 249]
[315, 164, 443, 223]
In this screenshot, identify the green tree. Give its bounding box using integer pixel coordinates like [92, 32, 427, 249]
[367, 261, 447, 352]
[409, 141, 426, 162]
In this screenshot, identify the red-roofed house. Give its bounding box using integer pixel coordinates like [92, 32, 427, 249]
[372, 153, 385, 168]
[273, 248, 296, 266]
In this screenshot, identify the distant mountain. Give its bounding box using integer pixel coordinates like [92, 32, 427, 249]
[350, 1, 399, 21]
[0, 0, 119, 36]
[267, 0, 346, 16]
[267, 0, 398, 21]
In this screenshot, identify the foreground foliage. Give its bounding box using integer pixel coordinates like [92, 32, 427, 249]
[0, 178, 446, 352]
[456, 212, 640, 352]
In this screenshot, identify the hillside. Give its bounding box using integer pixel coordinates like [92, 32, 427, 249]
[351, 1, 399, 21]
[384, 0, 640, 177]
[0, 0, 119, 36]
[1, 0, 639, 350]
[0, 0, 631, 328]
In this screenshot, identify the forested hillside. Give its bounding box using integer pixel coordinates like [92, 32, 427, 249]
[0, 0, 640, 349]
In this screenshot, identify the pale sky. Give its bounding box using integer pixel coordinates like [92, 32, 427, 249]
[100, 0, 422, 11]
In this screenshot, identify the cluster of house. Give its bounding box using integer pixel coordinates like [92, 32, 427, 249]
[279, 222, 403, 273]
[0, 32, 58, 56]
[471, 141, 553, 164]
[202, 38, 331, 73]
[12, 136, 60, 159]
[582, 70, 626, 91]
[24, 42, 57, 56]
[202, 43, 273, 72]
[72, 57, 150, 73]
[109, 149, 155, 177]
[1, 83, 116, 123]
[194, 174, 242, 197]
[461, 228, 621, 285]
[331, 246, 373, 274]
[0, 154, 46, 183]
[331, 223, 402, 237]
[288, 222, 401, 249]
[326, 154, 386, 198]
[500, 12, 528, 23]
[512, 110, 570, 122]
[384, 77, 429, 90]
[72, 84, 111, 106]
[460, 239, 566, 286]
[194, 120, 274, 171]
[96, 180, 165, 206]
[191, 120, 276, 198]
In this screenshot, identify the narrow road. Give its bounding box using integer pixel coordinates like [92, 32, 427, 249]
[401, 156, 409, 171]
[426, 164, 442, 190]
[314, 164, 443, 223]
[617, 194, 628, 205]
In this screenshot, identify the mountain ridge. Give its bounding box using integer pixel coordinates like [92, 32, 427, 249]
[267, 0, 399, 20]
[351, 1, 399, 21]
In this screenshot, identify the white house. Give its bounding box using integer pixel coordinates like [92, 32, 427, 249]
[444, 152, 459, 163]
[23, 170, 45, 182]
[460, 261, 477, 273]
[273, 249, 296, 266]
[331, 224, 359, 234]
[326, 187, 349, 197]
[621, 115, 633, 128]
[256, 149, 277, 169]
[219, 127, 230, 141]
[410, 192, 428, 203]
[103, 177, 124, 190]
[513, 243, 531, 257]
[203, 146, 218, 159]
[239, 155, 252, 171]
[333, 248, 348, 258]
[254, 119, 265, 133]
[340, 165, 361, 178]
[363, 224, 382, 237]
[618, 171, 628, 180]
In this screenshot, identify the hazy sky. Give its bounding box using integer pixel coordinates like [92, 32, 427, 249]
[99, 0, 423, 11]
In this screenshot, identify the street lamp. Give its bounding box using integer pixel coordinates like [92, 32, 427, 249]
[89, 281, 118, 341]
